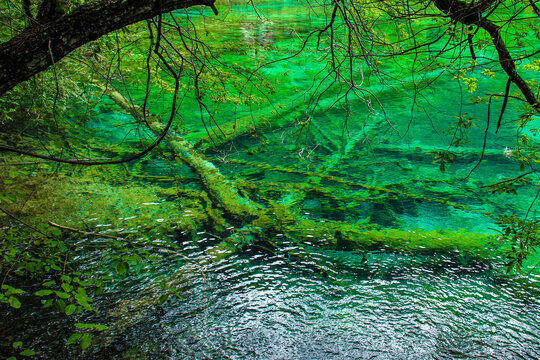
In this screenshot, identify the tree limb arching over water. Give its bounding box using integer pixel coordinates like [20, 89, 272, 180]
[0, 0, 217, 95]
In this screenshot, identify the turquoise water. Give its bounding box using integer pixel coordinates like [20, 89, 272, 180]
[4, 240, 540, 359]
[4, 1, 540, 359]
[82, 3, 539, 357]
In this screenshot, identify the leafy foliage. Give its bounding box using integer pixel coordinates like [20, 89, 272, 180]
[496, 215, 540, 273]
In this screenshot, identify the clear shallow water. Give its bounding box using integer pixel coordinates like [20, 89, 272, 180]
[77, 2, 540, 359]
[6, 1, 539, 359]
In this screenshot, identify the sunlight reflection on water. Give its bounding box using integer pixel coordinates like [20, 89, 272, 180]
[86, 244, 540, 360]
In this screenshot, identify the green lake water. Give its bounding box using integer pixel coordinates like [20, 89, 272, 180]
[87, 1, 540, 358]
[91, 0, 539, 358]
[3, 1, 540, 359]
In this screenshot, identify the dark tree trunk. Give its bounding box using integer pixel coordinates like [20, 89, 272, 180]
[433, 0, 539, 110]
[0, 0, 215, 95]
[477, 18, 539, 110]
[36, 0, 64, 22]
[23, 0, 34, 21]
[433, 0, 497, 24]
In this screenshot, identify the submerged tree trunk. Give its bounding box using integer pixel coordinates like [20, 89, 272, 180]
[90, 82, 501, 355]
[101, 86, 261, 220]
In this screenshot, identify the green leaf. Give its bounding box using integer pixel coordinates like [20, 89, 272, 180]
[65, 304, 76, 315]
[55, 299, 66, 312]
[74, 323, 94, 329]
[20, 349, 35, 356]
[35, 289, 53, 296]
[74, 297, 93, 311]
[6, 288, 24, 296]
[115, 261, 129, 274]
[61, 283, 74, 293]
[50, 228, 62, 237]
[78, 278, 93, 287]
[94, 324, 108, 331]
[8, 296, 21, 309]
[77, 286, 88, 296]
[61, 275, 72, 283]
[12, 341, 23, 349]
[66, 332, 82, 345]
[74, 323, 107, 330]
[25, 262, 36, 272]
[55, 291, 71, 299]
[80, 333, 91, 350]
[158, 294, 169, 304]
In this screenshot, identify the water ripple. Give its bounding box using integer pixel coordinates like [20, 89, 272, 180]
[99, 246, 540, 360]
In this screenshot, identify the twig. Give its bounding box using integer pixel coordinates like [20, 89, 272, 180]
[480, 168, 540, 188]
[0, 159, 111, 166]
[48, 221, 128, 241]
[495, 78, 511, 133]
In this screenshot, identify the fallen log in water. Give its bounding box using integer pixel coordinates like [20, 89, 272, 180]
[86, 83, 499, 357]
[101, 85, 262, 220]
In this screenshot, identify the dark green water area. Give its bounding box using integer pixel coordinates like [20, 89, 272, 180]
[2, 1, 540, 359]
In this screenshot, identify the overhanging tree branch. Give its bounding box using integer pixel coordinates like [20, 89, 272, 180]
[477, 17, 540, 110]
[0, 0, 217, 95]
[432, 0, 540, 112]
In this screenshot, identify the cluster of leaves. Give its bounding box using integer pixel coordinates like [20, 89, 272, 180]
[431, 150, 456, 172]
[0, 218, 180, 357]
[496, 214, 540, 273]
[484, 177, 530, 196]
[445, 113, 479, 148]
[6, 340, 35, 360]
[30, 275, 105, 351]
[0, 219, 107, 355]
[0, 164, 147, 355]
[513, 107, 540, 167]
